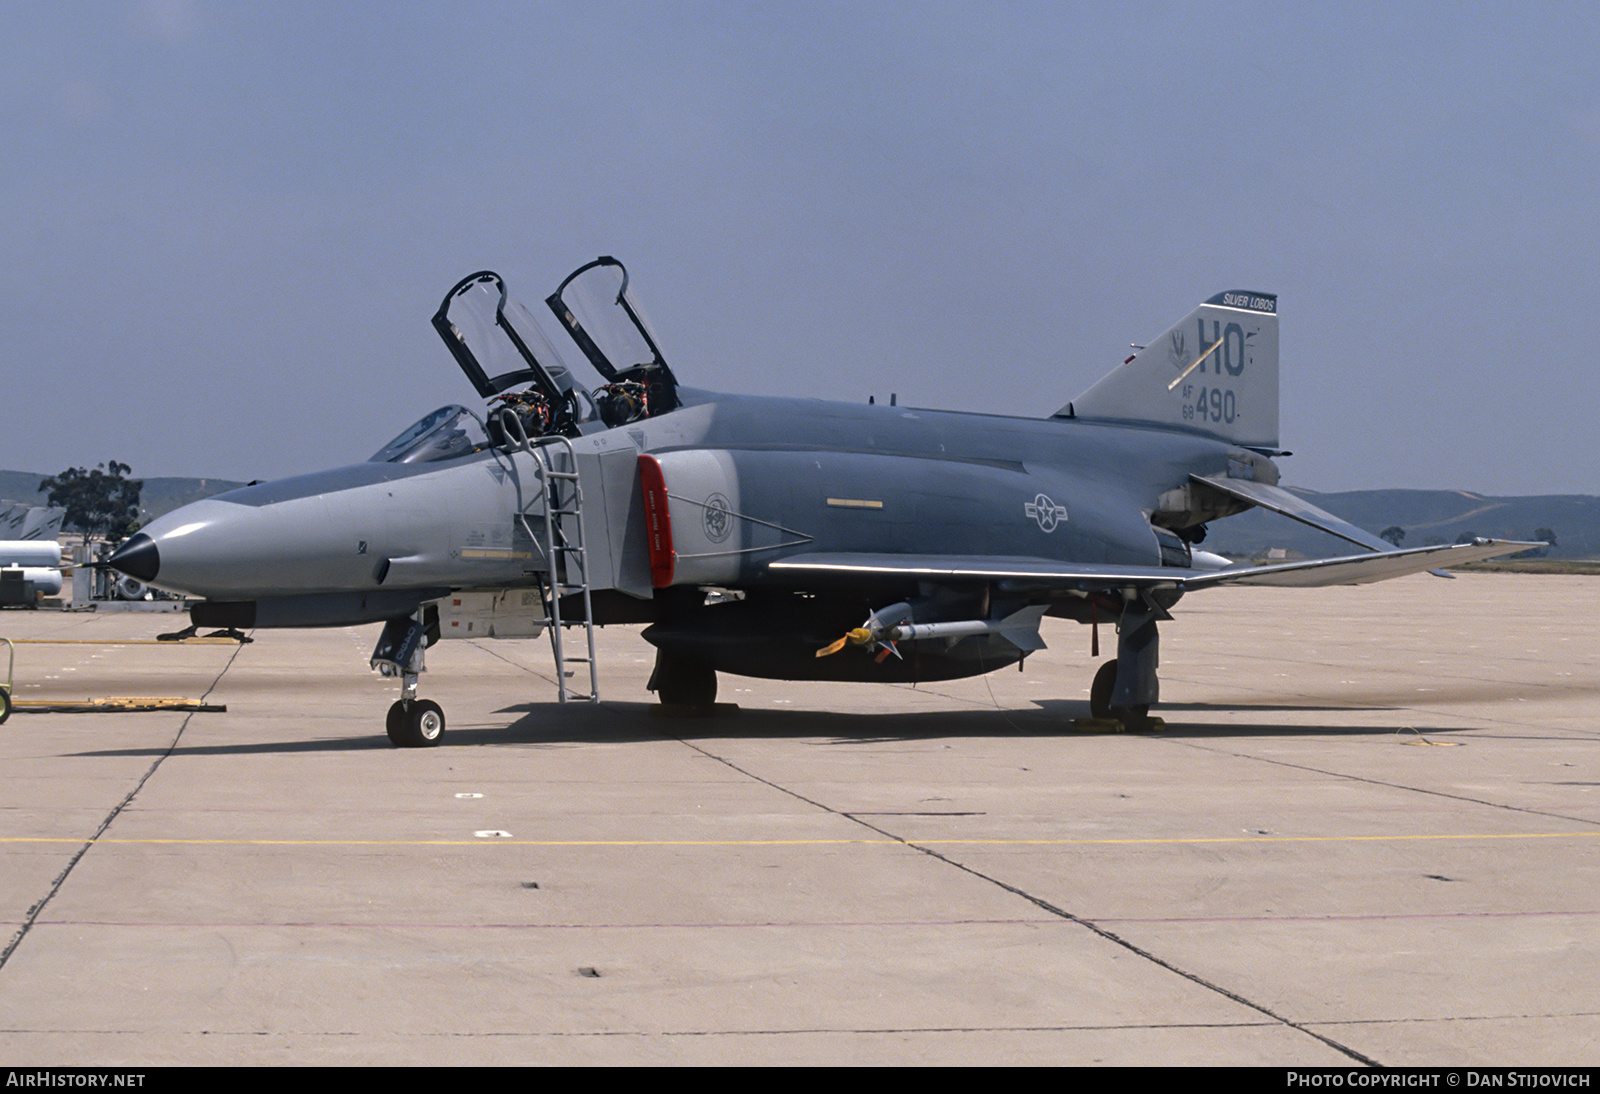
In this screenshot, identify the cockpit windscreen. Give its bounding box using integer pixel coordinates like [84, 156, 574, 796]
[368, 405, 492, 464]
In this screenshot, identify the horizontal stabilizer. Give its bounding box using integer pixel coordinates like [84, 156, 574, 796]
[1193, 475, 1394, 553]
[1187, 539, 1540, 588]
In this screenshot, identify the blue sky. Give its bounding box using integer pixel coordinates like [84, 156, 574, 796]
[4, 1, 1596, 496]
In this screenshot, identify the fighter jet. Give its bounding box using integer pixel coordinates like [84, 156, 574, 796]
[107, 258, 1531, 746]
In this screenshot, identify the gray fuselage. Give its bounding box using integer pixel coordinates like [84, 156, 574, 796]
[129, 388, 1234, 604]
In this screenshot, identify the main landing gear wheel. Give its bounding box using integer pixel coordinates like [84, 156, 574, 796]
[1088, 658, 1156, 732]
[1089, 659, 1118, 720]
[649, 651, 718, 707]
[386, 699, 445, 748]
[0, 687, 10, 725]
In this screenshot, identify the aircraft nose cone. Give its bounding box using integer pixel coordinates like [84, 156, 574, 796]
[106, 533, 160, 583]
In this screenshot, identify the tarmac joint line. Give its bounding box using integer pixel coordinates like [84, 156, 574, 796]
[668, 734, 1386, 1069]
[0, 637, 250, 973]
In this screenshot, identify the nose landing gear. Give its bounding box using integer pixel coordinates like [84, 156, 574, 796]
[373, 606, 446, 747]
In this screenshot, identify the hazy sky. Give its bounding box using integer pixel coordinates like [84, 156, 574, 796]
[4, 1, 1596, 496]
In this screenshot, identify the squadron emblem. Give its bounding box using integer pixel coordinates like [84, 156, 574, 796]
[1167, 329, 1189, 371]
[702, 492, 732, 543]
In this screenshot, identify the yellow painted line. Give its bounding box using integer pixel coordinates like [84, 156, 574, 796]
[6, 638, 240, 646]
[18, 695, 193, 704]
[825, 497, 884, 509]
[12, 697, 223, 711]
[0, 837, 895, 849]
[1, 831, 1596, 848]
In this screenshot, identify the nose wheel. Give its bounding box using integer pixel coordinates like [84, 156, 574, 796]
[387, 698, 445, 747]
[373, 608, 447, 747]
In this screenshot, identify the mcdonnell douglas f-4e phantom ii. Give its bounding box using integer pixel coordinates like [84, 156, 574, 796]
[107, 257, 1531, 746]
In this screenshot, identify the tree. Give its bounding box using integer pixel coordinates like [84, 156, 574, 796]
[39, 461, 143, 542]
[1380, 525, 1406, 548]
[1517, 526, 1558, 560]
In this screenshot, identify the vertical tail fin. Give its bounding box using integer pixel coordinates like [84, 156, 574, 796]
[1057, 291, 1280, 451]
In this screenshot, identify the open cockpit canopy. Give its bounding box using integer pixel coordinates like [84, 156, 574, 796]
[431, 271, 599, 438]
[547, 259, 677, 394]
[431, 258, 679, 439]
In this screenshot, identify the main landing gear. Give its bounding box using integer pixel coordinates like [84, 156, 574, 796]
[1088, 658, 1155, 732]
[647, 649, 718, 708]
[1083, 604, 1163, 733]
[373, 607, 445, 747]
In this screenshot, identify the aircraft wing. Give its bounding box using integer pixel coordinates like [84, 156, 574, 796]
[766, 539, 1538, 593]
[766, 554, 1187, 587]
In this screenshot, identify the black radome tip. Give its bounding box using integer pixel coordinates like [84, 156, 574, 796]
[106, 532, 160, 583]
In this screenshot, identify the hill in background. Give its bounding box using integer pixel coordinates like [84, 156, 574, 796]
[1, 470, 247, 529]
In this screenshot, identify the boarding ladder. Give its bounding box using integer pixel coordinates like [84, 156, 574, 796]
[497, 413, 599, 704]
